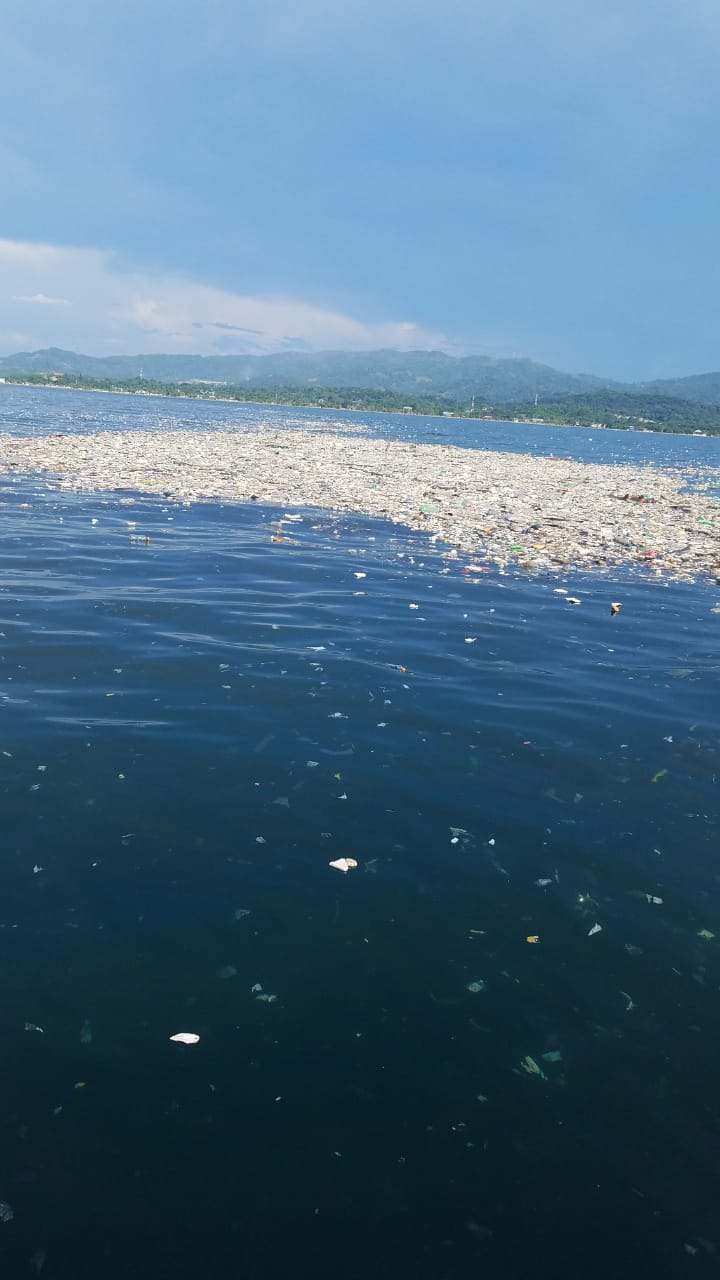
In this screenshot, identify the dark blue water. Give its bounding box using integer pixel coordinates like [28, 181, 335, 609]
[0, 387, 719, 1277]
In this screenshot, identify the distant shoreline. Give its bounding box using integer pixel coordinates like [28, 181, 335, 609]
[2, 377, 715, 439]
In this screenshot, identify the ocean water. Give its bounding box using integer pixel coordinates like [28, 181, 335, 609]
[0, 387, 719, 1278]
[3, 382, 720, 474]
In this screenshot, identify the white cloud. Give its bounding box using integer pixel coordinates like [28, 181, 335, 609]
[13, 292, 71, 306]
[0, 237, 448, 356]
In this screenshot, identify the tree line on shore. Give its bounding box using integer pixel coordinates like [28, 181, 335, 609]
[4, 373, 720, 434]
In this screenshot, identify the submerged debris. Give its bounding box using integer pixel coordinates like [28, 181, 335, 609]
[521, 1055, 547, 1080]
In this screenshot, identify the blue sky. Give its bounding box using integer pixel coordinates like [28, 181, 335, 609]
[1, 0, 719, 377]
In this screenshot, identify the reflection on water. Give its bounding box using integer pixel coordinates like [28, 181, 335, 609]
[0, 401, 718, 1277]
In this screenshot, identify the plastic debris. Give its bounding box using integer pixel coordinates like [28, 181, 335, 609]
[329, 857, 358, 873]
[566, 597, 581, 605]
[588, 923, 602, 936]
[526, 935, 540, 944]
[466, 980, 486, 993]
[535, 878, 553, 888]
[541, 1050, 562, 1063]
[521, 1055, 547, 1080]
[450, 827, 468, 843]
[3, 430, 719, 580]
[169, 1032, 200, 1045]
[698, 929, 715, 940]
[651, 769, 668, 783]
[0, 1201, 14, 1225]
[610, 601, 622, 615]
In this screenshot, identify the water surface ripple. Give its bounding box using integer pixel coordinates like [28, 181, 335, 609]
[0, 389, 718, 1279]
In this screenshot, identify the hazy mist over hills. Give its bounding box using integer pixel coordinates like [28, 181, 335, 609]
[2, 347, 720, 406]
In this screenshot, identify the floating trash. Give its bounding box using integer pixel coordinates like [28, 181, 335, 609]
[521, 1055, 547, 1080]
[466, 979, 486, 993]
[3, 428, 718, 579]
[169, 1032, 200, 1045]
[329, 857, 358, 873]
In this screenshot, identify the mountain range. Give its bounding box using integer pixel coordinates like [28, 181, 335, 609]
[2, 347, 720, 405]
